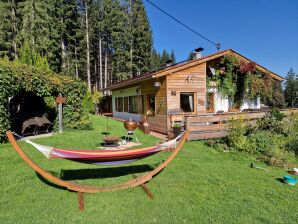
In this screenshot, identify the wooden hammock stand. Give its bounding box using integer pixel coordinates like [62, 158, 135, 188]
[6, 130, 189, 211]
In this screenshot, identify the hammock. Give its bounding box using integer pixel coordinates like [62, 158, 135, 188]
[6, 130, 189, 196]
[14, 132, 183, 165]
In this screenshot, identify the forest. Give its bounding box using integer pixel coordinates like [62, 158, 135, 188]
[0, 0, 176, 91]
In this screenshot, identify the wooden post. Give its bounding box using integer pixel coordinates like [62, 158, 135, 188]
[132, 175, 154, 199]
[77, 192, 85, 211]
[56, 94, 66, 133]
[58, 101, 63, 133]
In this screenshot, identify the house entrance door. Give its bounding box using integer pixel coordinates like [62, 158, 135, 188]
[207, 92, 215, 112]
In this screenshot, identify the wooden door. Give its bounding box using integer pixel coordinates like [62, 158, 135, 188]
[207, 92, 215, 112]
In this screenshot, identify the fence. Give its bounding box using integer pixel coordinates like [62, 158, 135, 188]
[185, 109, 298, 141]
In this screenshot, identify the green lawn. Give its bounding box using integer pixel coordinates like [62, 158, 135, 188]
[0, 115, 297, 224]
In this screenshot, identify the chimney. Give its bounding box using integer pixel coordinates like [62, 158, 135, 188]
[165, 59, 173, 67]
[193, 47, 204, 60]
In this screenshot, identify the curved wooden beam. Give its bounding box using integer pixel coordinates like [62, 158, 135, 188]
[6, 130, 189, 193]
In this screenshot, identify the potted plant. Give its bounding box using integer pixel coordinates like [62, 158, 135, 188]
[172, 123, 182, 138]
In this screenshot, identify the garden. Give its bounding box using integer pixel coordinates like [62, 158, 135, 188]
[207, 109, 298, 169]
[1, 115, 297, 223]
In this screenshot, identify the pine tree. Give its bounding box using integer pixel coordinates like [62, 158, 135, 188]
[150, 48, 162, 71]
[161, 49, 170, 66]
[46, 0, 82, 74]
[102, 0, 130, 81]
[284, 68, 298, 108]
[0, 0, 19, 59]
[18, 41, 50, 71]
[0, 0, 156, 89]
[170, 49, 176, 64]
[18, 0, 50, 55]
[130, 0, 152, 76]
[19, 41, 35, 65]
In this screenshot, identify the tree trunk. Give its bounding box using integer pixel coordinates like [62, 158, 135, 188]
[61, 38, 66, 70]
[75, 45, 79, 78]
[10, 0, 18, 59]
[129, 0, 133, 78]
[94, 62, 98, 91]
[85, 1, 91, 91]
[99, 38, 103, 90]
[130, 39, 133, 78]
[104, 53, 107, 88]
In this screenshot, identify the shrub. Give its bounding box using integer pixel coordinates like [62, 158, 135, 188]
[258, 148, 295, 169]
[223, 110, 297, 168]
[226, 118, 249, 151]
[92, 91, 103, 105]
[246, 131, 277, 154]
[83, 91, 95, 114]
[256, 108, 286, 134]
[0, 60, 92, 142]
[173, 123, 182, 128]
[286, 138, 298, 156]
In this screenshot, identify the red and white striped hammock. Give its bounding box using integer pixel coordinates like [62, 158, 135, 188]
[20, 133, 182, 165]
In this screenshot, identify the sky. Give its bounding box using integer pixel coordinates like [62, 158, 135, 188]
[144, 0, 298, 78]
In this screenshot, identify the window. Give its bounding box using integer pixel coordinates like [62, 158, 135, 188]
[129, 96, 137, 113]
[128, 96, 143, 114]
[180, 93, 194, 113]
[115, 98, 118, 111]
[115, 97, 123, 112]
[123, 97, 129, 112]
[147, 94, 155, 116]
[128, 95, 143, 114]
[116, 96, 142, 114]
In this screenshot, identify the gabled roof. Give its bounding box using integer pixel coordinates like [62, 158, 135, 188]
[108, 49, 284, 90]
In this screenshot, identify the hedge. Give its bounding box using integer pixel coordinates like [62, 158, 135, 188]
[0, 60, 92, 143]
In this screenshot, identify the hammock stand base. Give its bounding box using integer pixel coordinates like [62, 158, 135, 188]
[76, 175, 154, 211]
[6, 130, 189, 211]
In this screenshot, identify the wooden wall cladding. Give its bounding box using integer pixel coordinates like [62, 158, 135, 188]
[167, 62, 207, 115]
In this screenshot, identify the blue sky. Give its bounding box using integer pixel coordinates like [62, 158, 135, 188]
[144, 0, 298, 78]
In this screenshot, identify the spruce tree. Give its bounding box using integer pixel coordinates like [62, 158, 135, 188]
[170, 49, 176, 64]
[0, 0, 19, 59]
[161, 49, 170, 66]
[130, 0, 152, 76]
[284, 68, 298, 108]
[0, 0, 157, 89]
[150, 48, 162, 71]
[102, 0, 130, 81]
[18, 0, 50, 55]
[46, 0, 82, 74]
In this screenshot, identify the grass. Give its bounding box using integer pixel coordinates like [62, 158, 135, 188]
[0, 115, 297, 224]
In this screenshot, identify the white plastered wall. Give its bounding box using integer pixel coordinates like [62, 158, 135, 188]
[208, 87, 260, 113]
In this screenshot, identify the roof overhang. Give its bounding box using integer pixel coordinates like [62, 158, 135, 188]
[154, 49, 284, 81]
[107, 49, 284, 90]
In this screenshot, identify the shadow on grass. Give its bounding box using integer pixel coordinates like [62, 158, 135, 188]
[35, 165, 156, 189]
[36, 171, 67, 190]
[276, 178, 285, 184]
[101, 132, 110, 135]
[60, 164, 154, 180]
[120, 136, 133, 141]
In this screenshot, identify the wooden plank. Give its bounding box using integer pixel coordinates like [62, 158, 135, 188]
[186, 112, 267, 123]
[188, 124, 226, 132]
[186, 116, 222, 123]
[188, 131, 227, 140]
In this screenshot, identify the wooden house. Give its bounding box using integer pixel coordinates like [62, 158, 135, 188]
[107, 49, 284, 135]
